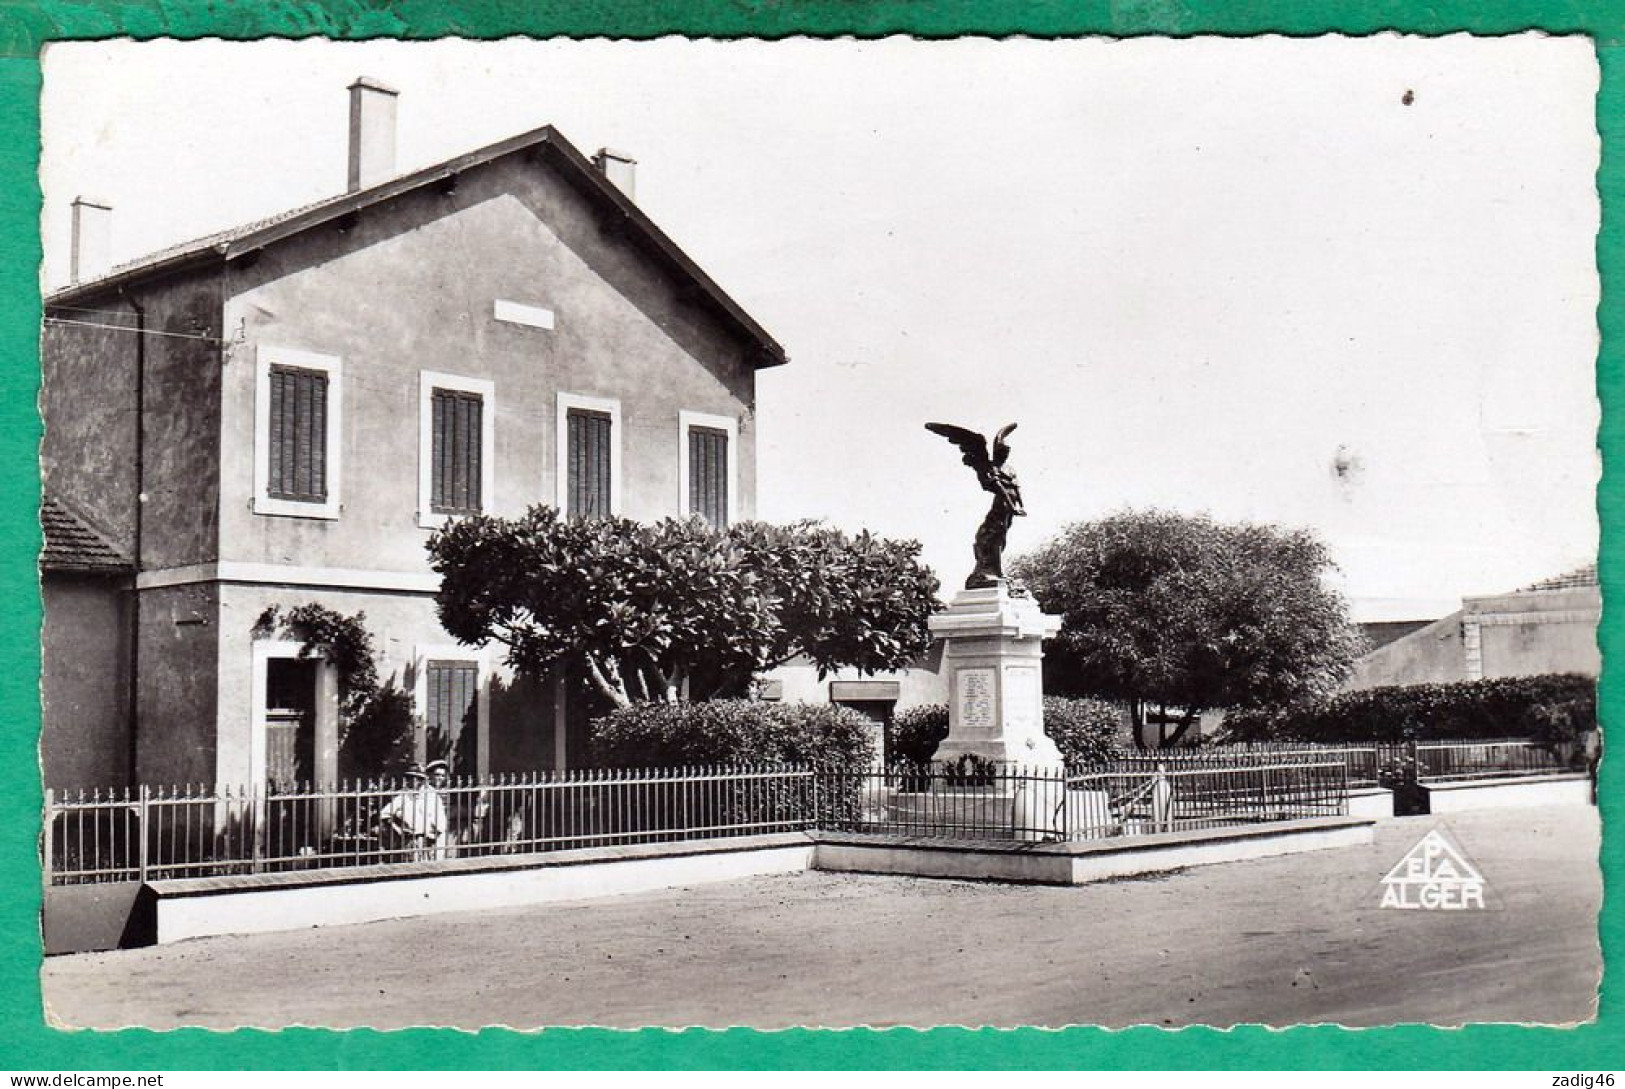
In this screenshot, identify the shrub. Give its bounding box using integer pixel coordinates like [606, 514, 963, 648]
[886, 697, 1125, 769]
[1218, 673, 1597, 747]
[588, 700, 877, 829]
[1042, 697, 1126, 769]
[889, 704, 950, 765]
[588, 699, 877, 768]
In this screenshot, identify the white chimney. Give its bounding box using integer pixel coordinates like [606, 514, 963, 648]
[69, 196, 112, 284]
[347, 77, 399, 192]
[593, 148, 637, 201]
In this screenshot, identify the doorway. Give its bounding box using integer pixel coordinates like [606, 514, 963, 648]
[265, 657, 317, 790]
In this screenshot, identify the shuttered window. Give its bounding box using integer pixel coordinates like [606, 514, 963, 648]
[688, 425, 729, 527]
[267, 366, 328, 502]
[431, 389, 483, 514]
[567, 408, 613, 519]
[426, 660, 479, 772]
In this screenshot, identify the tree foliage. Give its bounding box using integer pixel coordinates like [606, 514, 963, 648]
[428, 507, 939, 708]
[1009, 510, 1363, 747]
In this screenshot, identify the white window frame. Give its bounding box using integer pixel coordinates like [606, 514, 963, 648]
[242, 639, 339, 790]
[678, 410, 739, 525]
[556, 392, 623, 516]
[419, 371, 496, 530]
[253, 345, 343, 520]
[412, 644, 492, 779]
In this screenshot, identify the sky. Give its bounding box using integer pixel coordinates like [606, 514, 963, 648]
[39, 35, 1602, 621]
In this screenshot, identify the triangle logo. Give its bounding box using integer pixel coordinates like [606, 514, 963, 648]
[1380, 828, 1488, 910]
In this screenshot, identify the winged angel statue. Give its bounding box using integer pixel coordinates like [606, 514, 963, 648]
[925, 422, 1027, 591]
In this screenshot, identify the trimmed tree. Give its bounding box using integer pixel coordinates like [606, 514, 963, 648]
[1010, 509, 1364, 748]
[428, 507, 939, 708]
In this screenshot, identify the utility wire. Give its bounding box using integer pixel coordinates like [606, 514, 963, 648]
[41, 316, 224, 344]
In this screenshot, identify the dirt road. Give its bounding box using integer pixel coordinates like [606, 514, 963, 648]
[42, 805, 1600, 1029]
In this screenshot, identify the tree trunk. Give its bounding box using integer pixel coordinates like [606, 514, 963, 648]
[1162, 709, 1202, 749]
[581, 653, 632, 709]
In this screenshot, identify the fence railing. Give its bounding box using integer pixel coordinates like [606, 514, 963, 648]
[1411, 738, 1575, 781]
[825, 760, 1349, 841]
[1109, 744, 1386, 789]
[46, 737, 1577, 886]
[44, 766, 818, 886]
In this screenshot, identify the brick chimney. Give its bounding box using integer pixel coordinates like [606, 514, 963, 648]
[69, 196, 112, 284]
[347, 77, 399, 192]
[593, 148, 637, 201]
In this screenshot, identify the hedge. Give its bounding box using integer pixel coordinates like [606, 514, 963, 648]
[1218, 673, 1597, 746]
[587, 700, 878, 829]
[588, 699, 877, 768]
[889, 697, 1125, 769]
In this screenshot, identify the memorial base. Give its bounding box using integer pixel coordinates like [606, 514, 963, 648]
[926, 584, 1066, 841]
[927, 584, 1064, 769]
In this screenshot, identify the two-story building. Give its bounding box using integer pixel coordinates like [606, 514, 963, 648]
[40, 78, 786, 791]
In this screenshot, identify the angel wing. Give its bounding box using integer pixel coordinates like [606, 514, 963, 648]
[991, 423, 1017, 467]
[924, 422, 990, 467]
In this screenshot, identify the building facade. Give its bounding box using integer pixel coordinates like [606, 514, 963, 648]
[40, 80, 785, 790]
[1345, 566, 1601, 690]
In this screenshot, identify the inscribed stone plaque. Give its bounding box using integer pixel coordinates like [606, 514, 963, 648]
[956, 667, 996, 731]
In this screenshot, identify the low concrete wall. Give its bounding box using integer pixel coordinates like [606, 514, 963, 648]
[813, 816, 1375, 886]
[1423, 774, 1592, 814]
[85, 815, 1383, 949]
[149, 834, 814, 945]
[1348, 788, 1395, 820]
[42, 883, 152, 955]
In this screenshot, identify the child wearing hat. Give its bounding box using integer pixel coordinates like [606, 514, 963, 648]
[376, 760, 450, 861]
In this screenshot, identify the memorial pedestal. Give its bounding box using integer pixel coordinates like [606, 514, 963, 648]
[927, 585, 1064, 770]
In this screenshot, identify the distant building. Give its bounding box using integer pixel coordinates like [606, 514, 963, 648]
[1345, 565, 1600, 691]
[40, 78, 785, 790]
[764, 646, 950, 760]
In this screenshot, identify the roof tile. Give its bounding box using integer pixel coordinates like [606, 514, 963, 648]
[40, 497, 132, 573]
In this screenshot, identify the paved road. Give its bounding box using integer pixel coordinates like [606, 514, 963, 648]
[42, 805, 1600, 1030]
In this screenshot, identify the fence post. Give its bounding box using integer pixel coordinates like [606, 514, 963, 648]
[251, 784, 266, 874]
[41, 788, 53, 888]
[810, 766, 821, 830]
[136, 784, 150, 884]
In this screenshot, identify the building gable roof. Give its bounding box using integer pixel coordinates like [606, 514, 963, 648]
[40, 497, 133, 574]
[47, 125, 787, 368]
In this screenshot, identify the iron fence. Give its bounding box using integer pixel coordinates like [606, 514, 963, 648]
[825, 759, 1349, 841]
[47, 737, 1576, 885]
[1412, 738, 1575, 781]
[44, 766, 818, 886]
[1109, 743, 1386, 789]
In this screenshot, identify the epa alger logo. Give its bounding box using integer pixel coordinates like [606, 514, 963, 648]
[1380, 828, 1486, 910]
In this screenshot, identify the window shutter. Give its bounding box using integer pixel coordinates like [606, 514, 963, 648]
[268, 366, 328, 502]
[688, 426, 729, 527]
[432, 389, 483, 514]
[426, 661, 479, 772]
[567, 408, 612, 519]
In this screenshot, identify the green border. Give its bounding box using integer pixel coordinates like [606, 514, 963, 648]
[0, 0, 1619, 1070]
